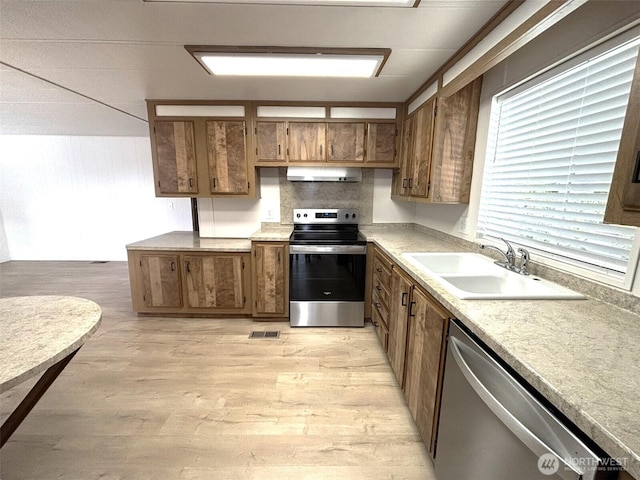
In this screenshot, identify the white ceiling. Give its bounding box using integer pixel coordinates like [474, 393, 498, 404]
[0, 0, 508, 136]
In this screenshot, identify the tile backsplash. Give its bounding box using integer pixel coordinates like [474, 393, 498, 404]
[278, 167, 374, 224]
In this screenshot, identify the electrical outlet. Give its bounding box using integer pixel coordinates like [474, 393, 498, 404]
[168, 202, 174, 210]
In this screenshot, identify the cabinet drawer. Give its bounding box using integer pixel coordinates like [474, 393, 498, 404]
[372, 272, 391, 309]
[373, 305, 389, 351]
[373, 252, 393, 289]
[372, 289, 389, 326]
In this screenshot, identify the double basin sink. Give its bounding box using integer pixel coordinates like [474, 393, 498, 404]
[402, 252, 584, 300]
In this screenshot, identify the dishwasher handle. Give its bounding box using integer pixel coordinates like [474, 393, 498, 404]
[448, 336, 582, 480]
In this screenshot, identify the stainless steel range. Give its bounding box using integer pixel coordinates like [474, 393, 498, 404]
[289, 208, 366, 327]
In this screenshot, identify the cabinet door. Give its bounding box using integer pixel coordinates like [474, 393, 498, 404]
[255, 121, 287, 162]
[153, 121, 198, 195]
[183, 254, 247, 311]
[605, 53, 640, 226]
[404, 286, 449, 453]
[138, 254, 182, 308]
[252, 242, 288, 317]
[409, 99, 436, 199]
[327, 122, 365, 162]
[288, 122, 326, 162]
[392, 116, 414, 197]
[206, 120, 249, 194]
[366, 122, 397, 164]
[387, 269, 412, 386]
[430, 77, 482, 203]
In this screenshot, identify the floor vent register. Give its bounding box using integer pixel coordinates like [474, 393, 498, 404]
[248, 331, 281, 339]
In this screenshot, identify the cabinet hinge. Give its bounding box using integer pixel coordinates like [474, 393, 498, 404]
[244, 296, 246, 305]
[247, 182, 250, 190]
[157, 180, 161, 188]
[286, 127, 289, 135]
[139, 260, 142, 266]
[143, 294, 146, 301]
[153, 126, 156, 134]
[242, 261, 245, 269]
[255, 300, 258, 307]
[254, 127, 257, 135]
[256, 147, 258, 155]
[244, 126, 248, 135]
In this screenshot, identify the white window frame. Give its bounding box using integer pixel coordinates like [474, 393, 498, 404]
[476, 27, 640, 291]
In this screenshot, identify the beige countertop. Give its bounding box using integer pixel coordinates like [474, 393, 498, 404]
[126, 231, 252, 252]
[360, 225, 640, 478]
[0, 296, 102, 392]
[249, 225, 293, 241]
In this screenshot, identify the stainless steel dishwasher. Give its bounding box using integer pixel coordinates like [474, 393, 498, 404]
[435, 320, 616, 480]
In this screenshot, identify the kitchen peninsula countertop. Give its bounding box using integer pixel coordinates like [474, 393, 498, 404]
[126, 231, 252, 252]
[360, 225, 640, 478]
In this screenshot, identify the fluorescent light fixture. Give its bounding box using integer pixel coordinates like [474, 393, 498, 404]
[146, 0, 420, 6]
[186, 46, 390, 78]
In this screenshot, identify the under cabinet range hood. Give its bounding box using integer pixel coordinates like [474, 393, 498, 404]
[286, 166, 362, 182]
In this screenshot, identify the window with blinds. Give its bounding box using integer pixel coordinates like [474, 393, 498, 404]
[477, 36, 639, 277]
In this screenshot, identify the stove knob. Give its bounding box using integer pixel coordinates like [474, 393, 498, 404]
[303, 213, 308, 218]
[345, 213, 349, 219]
[296, 213, 301, 218]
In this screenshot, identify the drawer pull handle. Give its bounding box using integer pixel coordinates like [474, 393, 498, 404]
[401, 292, 407, 306]
[375, 302, 381, 309]
[376, 285, 382, 291]
[409, 301, 416, 317]
[170, 261, 176, 272]
[375, 267, 382, 273]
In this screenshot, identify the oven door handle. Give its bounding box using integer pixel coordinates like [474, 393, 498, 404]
[289, 245, 367, 255]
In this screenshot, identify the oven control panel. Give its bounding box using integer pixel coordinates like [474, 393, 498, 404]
[293, 208, 359, 224]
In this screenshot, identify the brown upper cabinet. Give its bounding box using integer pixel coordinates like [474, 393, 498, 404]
[327, 123, 366, 162]
[605, 53, 640, 227]
[152, 121, 198, 195]
[146, 101, 257, 198]
[393, 77, 482, 204]
[367, 122, 398, 164]
[256, 120, 398, 165]
[255, 121, 287, 162]
[253, 103, 401, 167]
[288, 122, 327, 162]
[206, 120, 249, 194]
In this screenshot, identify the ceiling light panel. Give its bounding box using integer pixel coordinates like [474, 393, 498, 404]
[186, 47, 391, 78]
[146, 0, 419, 7]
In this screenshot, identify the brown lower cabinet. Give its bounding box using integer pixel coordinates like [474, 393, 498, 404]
[251, 241, 289, 318]
[403, 286, 450, 453]
[369, 245, 451, 457]
[128, 250, 251, 315]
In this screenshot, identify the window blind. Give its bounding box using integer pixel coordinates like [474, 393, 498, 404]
[477, 38, 639, 274]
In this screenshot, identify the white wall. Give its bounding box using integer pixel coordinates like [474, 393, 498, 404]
[0, 135, 192, 261]
[197, 168, 280, 237]
[372, 169, 415, 224]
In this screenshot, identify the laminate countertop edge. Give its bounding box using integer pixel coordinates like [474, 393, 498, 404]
[360, 226, 640, 479]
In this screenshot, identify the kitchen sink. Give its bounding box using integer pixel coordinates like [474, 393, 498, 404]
[401, 252, 584, 300]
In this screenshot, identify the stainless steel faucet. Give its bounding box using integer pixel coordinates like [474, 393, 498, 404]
[480, 238, 530, 275]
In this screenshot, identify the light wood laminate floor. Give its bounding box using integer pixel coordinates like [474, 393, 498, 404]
[0, 261, 436, 480]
